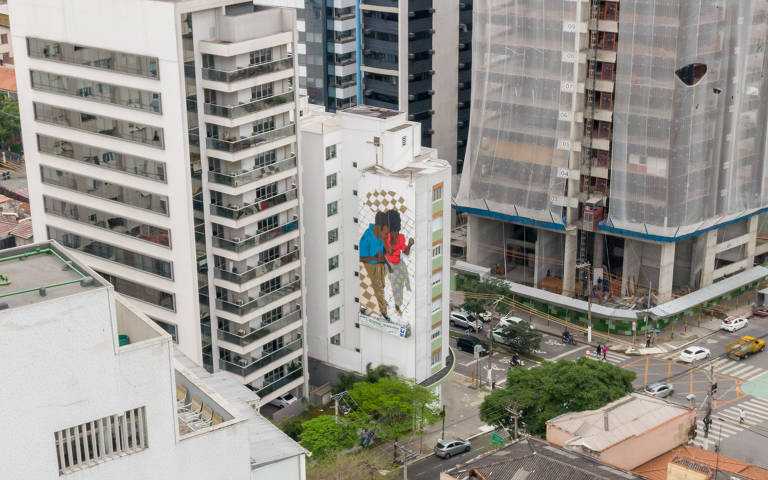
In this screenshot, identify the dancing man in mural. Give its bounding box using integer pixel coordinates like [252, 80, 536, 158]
[385, 209, 413, 315]
[359, 210, 391, 321]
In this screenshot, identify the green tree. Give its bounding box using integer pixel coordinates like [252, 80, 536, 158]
[348, 377, 439, 440]
[0, 94, 19, 148]
[364, 363, 397, 383]
[480, 357, 636, 436]
[333, 371, 363, 394]
[495, 321, 542, 355]
[299, 415, 358, 461]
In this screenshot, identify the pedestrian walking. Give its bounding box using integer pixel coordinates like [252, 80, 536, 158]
[596, 343, 601, 358]
[602, 345, 607, 361]
[646, 334, 651, 348]
[739, 408, 745, 424]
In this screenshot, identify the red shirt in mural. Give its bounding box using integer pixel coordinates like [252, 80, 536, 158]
[385, 233, 407, 265]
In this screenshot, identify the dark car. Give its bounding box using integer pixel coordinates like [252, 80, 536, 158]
[456, 335, 488, 355]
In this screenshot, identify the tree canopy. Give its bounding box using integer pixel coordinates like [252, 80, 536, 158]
[348, 377, 439, 441]
[299, 415, 358, 460]
[495, 321, 542, 355]
[0, 94, 19, 148]
[480, 357, 636, 435]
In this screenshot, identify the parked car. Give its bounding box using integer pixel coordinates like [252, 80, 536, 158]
[492, 316, 533, 345]
[450, 310, 482, 332]
[679, 346, 711, 363]
[434, 438, 471, 459]
[268, 393, 298, 409]
[721, 316, 749, 332]
[645, 382, 674, 398]
[456, 334, 488, 356]
[726, 336, 766, 360]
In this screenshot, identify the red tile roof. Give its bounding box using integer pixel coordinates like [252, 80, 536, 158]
[0, 66, 15, 93]
[633, 445, 768, 480]
[10, 221, 32, 239]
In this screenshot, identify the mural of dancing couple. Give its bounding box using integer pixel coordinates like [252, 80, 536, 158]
[359, 190, 414, 328]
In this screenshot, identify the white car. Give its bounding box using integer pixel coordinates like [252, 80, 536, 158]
[492, 316, 532, 345]
[450, 310, 483, 331]
[721, 316, 748, 332]
[679, 346, 711, 363]
[268, 393, 298, 409]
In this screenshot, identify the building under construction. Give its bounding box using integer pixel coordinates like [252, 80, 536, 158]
[456, 0, 768, 305]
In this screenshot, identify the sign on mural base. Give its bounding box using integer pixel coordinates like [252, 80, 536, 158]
[358, 311, 411, 338]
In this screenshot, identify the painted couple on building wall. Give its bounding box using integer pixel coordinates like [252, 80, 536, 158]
[359, 209, 414, 321]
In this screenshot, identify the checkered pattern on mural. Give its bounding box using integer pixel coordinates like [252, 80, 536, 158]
[359, 189, 414, 321]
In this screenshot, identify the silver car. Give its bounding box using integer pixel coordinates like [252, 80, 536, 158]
[434, 438, 471, 459]
[645, 382, 674, 398]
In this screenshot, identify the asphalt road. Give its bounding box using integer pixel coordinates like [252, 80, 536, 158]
[406, 432, 496, 479]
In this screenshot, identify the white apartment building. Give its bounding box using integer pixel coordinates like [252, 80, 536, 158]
[0, 240, 306, 479]
[301, 105, 450, 383]
[12, 0, 308, 407]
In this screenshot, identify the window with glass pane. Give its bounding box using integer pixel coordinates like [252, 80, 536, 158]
[30, 70, 162, 113]
[330, 307, 341, 323]
[97, 270, 175, 311]
[328, 255, 339, 271]
[431, 326, 441, 340]
[432, 245, 442, 257]
[328, 228, 339, 244]
[431, 349, 441, 365]
[329, 281, 340, 297]
[326, 173, 337, 189]
[330, 333, 341, 345]
[150, 317, 179, 342]
[432, 185, 443, 202]
[262, 307, 283, 325]
[27, 37, 159, 78]
[249, 48, 272, 65]
[327, 201, 338, 217]
[325, 144, 337, 160]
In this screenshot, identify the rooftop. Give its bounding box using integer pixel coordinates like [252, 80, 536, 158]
[361, 155, 451, 178]
[632, 445, 768, 480]
[0, 66, 15, 93]
[341, 104, 401, 119]
[0, 242, 104, 310]
[444, 437, 643, 480]
[546, 393, 693, 453]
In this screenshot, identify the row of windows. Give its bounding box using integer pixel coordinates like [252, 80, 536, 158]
[30, 70, 162, 114]
[43, 196, 170, 247]
[40, 166, 169, 215]
[97, 270, 175, 312]
[28, 37, 159, 79]
[34, 103, 165, 149]
[48, 226, 173, 279]
[37, 134, 166, 182]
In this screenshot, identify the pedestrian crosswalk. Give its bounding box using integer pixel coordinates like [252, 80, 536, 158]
[693, 397, 768, 448]
[583, 349, 630, 365]
[659, 352, 767, 380]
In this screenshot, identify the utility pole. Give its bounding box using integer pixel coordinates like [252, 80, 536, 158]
[440, 405, 446, 440]
[506, 401, 520, 439]
[587, 264, 593, 343]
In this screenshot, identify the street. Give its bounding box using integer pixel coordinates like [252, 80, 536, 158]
[406, 431, 497, 479]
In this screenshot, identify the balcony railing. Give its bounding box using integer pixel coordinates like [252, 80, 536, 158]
[208, 154, 296, 188]
[217, 310, 302, 347]
[219, 338, 302, 377]
[211, 220, 299, 253]
[206, 124, 296, 153]
[204, 90, 294, 119]
[216, 280, 301, 316]
[201, 56, 293, 83]
[215, 250, 299, 285]
[209, 188, 298, 220]
[255, 367, 303, 397]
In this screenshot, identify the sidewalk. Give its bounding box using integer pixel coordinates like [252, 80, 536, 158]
[450, 290, 749, 356]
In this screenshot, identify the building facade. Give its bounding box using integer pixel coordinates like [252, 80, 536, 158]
[0, 241, 305, 479]
[13, 0, 308, 408]
[301, 105, 450, 383]
[457, 0, 768, 304]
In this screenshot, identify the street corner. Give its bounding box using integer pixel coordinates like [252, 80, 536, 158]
[741, 371, 768, 400]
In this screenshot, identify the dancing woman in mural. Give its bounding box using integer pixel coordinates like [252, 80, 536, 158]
[385, 210, 413, 315]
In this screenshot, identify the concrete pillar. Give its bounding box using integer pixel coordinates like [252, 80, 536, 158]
[656, 242, 676, 304]
[562, 229, 578, 297]
[534, 229, 564, 290]
[745, 215, 758, 264]
[622, 239, 641, 296]
[593, 233, 605, 270]
[691, 230, 717, 288]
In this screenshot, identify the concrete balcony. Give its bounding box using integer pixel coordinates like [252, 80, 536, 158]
[206, 124, 296, 154]
[214, 250, 300, 286]
[208, 154, 297, 189]
[201, 56, 293, 84]
[211, 220, 299, 255]
[203, 91, 294, 120]
[219, 338, 302, 378]
[255, 366, 303, 400]
[216, 280, 301, 317]
[217, 310, 302, 349]
[209, 188, 298, 223]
